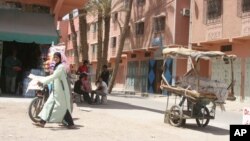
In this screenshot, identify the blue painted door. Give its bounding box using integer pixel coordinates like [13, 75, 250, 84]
[148, 60, 156, 93]
[163, 58, 173, 95]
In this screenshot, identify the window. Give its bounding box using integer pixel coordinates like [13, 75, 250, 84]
[87, 24, 91, 32]
[68, 34, 71, 41]
[131, 54, 137, 58]
[124, 0, 129, 9]
[242, 0, 250, 13]
[135, 22, 144, 35]
[111, 37, 117, 48]
[92, 22, 98, 32]
[0, 2, 22, 9]
[30, 5, 50, 13]
[137, 0, 145, 6]
[91, 44, 97, 53]
[112, 12, 118, 22]
[221, 45, 232, 52]
[154, 16, 165, 32]
[207, 0, 222, 20]
[144, 52, 151, 57]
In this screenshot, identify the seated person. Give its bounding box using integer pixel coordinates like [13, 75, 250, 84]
[91, 76, 108, 104]
[73, 73, 92, 104]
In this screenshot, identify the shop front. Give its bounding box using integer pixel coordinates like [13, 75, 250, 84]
[0, 9, 58, 96]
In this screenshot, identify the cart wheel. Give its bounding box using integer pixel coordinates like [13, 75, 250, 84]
[168, 105, 183, 127]
[196, 106, 210, 127]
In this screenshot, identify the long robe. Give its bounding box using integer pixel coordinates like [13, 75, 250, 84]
[38, 64, 71, 123]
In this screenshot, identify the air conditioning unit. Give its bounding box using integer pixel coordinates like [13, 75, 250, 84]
[182, 8, 190, 16]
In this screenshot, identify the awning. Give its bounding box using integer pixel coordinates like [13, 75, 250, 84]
[162, 47, 237, 61]
[0, 9, 58, 44]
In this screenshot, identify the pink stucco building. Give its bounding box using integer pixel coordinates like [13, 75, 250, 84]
[61, 0, 190, 94]
[190, 0, 250, 100]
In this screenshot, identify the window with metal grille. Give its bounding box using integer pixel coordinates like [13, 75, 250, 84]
[92, 22, 98, 32]
[154, 16, 165, 32]
[137, 0, 145, 6]
[30, 5, 50, 13]
[111, 37, 117, 48]
[242, 0, 250, 12]
[91, 44, 97, 53]
[221, 45, 232, 52]
[207, 0, 222, 20]
[112, 12, 118, 22]
[135, 22, 144, 35]
[87, 24, 90, 32]
[124, 0, 129, 9]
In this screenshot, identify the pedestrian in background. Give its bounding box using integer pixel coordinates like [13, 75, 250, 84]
[33, 52, 75, 129]
[77, 60, 89, 75]
[91, 76, 108, 104]
[4, 49, 22, 94]
[73, 73, 92, 104]
[100, 65, 110, 86]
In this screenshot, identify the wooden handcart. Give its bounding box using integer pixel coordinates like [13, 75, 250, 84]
[161, 47, 236, 127]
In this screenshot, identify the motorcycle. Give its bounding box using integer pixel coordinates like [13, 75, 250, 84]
[28, 85, 49, 123]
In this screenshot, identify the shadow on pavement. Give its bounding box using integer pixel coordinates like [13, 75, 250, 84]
[76, 100, 165, 114]
[47, 124, 84, 131]
[183, 124, 229, 135]
[73, 118, 80, 121]
[109, 93, 148, 99]
[0, 94, 30, 98]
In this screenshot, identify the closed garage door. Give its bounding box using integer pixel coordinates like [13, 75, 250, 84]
[211, 58, 241, 97]
[245, 58, 250, 98]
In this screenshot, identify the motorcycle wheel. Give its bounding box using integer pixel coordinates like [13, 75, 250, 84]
[28, 97, 43, 123]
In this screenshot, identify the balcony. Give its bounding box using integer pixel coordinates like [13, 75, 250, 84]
[133, 36, 144, 50]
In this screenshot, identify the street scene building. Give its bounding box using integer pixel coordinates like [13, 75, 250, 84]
[61, 0, 250, 100]
[190, 0, 250, 100]
[0, 1, 249, 100]
[1, 0, 250, 141]
[61, 0, 190, 95]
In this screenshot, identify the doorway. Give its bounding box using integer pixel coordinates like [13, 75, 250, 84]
[0, 41, 43, 95]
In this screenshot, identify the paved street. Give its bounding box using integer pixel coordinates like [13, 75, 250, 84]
[0, 93, 249, 141]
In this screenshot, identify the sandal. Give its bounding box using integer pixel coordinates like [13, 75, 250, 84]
[32, 122, 45, 128]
